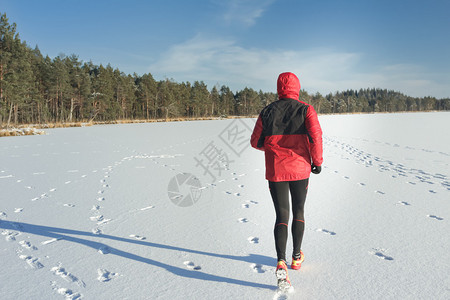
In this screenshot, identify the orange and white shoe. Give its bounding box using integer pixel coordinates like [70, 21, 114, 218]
[275, 260, 291, 290]
[291, 251, 304, 270]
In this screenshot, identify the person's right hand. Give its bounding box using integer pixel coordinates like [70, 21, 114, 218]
[311, 165, 321, 174]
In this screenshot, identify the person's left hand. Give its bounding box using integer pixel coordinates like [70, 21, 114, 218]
[311, 165, 321, 174]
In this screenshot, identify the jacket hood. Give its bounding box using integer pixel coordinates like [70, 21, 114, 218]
[277, 72, 301, 100]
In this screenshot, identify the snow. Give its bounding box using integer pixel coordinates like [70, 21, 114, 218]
[1, 112, 449, 300]
[0, 127, 45, 137]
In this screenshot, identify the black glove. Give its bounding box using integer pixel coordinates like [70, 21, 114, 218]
[311, 165, 321, 174]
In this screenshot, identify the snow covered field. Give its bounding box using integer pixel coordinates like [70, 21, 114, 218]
[1, 112, 449, 300]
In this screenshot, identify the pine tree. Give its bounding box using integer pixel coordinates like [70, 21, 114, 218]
[210, 85, 220, 116]
[136, 73, 157, 119]
[0, 13, 17, 125]
[219, 85, 234, 116]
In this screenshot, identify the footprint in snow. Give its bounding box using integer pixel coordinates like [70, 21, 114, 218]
[358, 182, 366, 186]
[434, 173, 447, 180]
[2, 230, 20, 241]
[14, 208, 23, 213]
[397, 201, 411, 206]
[97, 197, 105, 202]
[97, 218, 111, 225]
[92, 228, 102, 235]
[248, 237, 259, 244]
[427, 215, 443, 221]
[97, 269, 119, 282]
[63, 204, 75, 208]
[19, 240, 38, 250]
[90, 215, 104, 222]
[316, 228, 336, 235]
[129, 234, 146, 240]
[241, 204, 250, 208]
[19, 254, 44, 269]
[375, 190, 385, 195]
[238, 218, 249, 223]
[251, 263, 265, 273]
[370, 249, 394, 261]
[98, 246, 110, 255]
[51, 265, 86, 287]
[50, 281, 82, 299]
[183, 261, 201, 270]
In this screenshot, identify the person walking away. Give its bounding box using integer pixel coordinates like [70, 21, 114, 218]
[250, 72, 323, 290]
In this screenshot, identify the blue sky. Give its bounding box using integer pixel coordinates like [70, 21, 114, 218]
[2, 0, 449, 98]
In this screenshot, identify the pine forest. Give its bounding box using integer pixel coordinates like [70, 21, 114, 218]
[1, 13, 449, 127]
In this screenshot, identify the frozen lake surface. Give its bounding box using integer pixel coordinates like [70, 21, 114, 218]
[1, 112, 449, 299]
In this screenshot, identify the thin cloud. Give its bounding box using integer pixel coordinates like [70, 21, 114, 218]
[149, 35, 449, 98]
[218, 0, 276, 27]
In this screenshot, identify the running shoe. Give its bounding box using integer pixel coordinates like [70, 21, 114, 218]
[291, 251, 304, 270]
[276, 260, 291, 290]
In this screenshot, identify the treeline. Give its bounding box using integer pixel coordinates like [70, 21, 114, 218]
[302, 88, 449, 114]
[1, 13, 449, 126]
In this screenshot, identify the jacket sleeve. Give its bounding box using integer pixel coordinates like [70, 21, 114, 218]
[305, 105, 323, 166]
[250, 115, 265, 151]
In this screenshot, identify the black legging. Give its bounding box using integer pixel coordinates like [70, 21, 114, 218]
[269, 178, 309, 261]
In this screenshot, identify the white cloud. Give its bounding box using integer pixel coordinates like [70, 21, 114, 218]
[149, 35, 450, 98]
[345, 64, 450, 98]
[218, 0, 276, 27]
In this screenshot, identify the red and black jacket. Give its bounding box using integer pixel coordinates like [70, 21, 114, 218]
[251, 72, 323, 182]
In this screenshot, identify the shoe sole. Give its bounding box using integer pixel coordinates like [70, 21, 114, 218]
[276, 268, 287, 279]
[276, 268, 290, 290]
